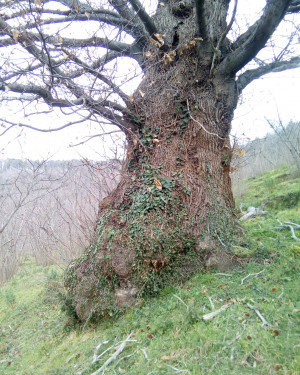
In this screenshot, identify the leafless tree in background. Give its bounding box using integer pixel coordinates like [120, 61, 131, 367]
[0, 0, 299, 318]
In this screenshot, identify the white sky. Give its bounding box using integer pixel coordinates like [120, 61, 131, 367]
[1, 0, 299, 161]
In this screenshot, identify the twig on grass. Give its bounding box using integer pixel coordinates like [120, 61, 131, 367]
[114, 349, 138, 368]
[174, 294, 189, 311]
[90, 332, 135, 375]
[165, 364, 189, 373]
[203, 303, 233, 321]
[241, 269, 265, 285]
[230, 347, 235, 361]
[141, 348, 149, 361]
[227, 324, 246, 346]
[285, 225, 299, 241]
[207, 296, 215, 310]
[92, 340, 111, 364]
[274, 219, 300, 241]
[247, 303, 269, 327]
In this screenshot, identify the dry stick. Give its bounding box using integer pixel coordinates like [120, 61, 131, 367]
[174, 294, 189, 311]
[208, 296, 215, 310]
[92, 340, 110, 364]
[93, 344, 114, 364]
[241, 269, 265, 285]
[230, 347, 235, 361]
[285, 225, 300, 241]
[141, 348, 149, 362]
[165, 364, 189, 373]
[90, 332, 134, 375]
[114, 349, 138, 368]
[284, 221, 300, 229]
[227, 324, 246, 346]
[203, 303, 233, 321]
[247, 303, 269, 327]
[274, 219, 300, 241]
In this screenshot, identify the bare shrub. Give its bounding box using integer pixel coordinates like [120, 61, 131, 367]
[0, 159, 120, 282]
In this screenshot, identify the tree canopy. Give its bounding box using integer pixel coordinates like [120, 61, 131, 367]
[0, 0, 299, 138]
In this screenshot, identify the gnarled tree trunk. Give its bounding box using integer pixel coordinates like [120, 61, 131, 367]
[65, 3, 240, 322]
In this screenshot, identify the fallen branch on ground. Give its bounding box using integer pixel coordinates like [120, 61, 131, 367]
[165, 364, 189, 373]
[247, 303, 269, 327]
[273, 219, 300, 241]
[227, 324, 246, 346]
[174, 294, 189, 311]
[240, 206, 267, 221]
[202, 302, 233, 321]
[208, 296, 215, 310]
[241, 269, 265, 285]
[90, 332, 135, 375]
[141, 348, 149, 362]
[114, 349, 138, 368]
[92, 340, 110, 364]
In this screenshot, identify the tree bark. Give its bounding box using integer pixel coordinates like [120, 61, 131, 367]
[65, 37, 239, 322]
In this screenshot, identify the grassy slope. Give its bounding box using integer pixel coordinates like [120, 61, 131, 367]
[0, 166, 299, 375]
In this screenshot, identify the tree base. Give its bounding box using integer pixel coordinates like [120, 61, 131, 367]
[64, 167, 238, 323]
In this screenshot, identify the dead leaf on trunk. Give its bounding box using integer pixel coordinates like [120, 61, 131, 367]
[12, 29, 20, 43]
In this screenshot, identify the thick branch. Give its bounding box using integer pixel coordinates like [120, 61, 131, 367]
[217, 0, 293, 77]
[2, 7, 121, 21]
[0, 81, 83, 107]
[127, 0, 158, 36]
[195, 0, 208, 40]
[108, 0, 148, 44]
[288, 0, 300, 13]
[44, 34, 132, 52]
[237, 56, 300, 92]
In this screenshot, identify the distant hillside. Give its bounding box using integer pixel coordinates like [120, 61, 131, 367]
[232, 121, 300, 197]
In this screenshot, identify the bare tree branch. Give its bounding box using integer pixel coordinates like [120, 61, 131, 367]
[195, 0, 208, 40]
[217, 0, 293, 77]
[288, 0, 300, 13]
[64, 50, 131, 105]
[108, 0, 148, 44]
[237, 56, 300, 92]
[0, 81, 83, 107]
[127, 0, 158, 36]
[0, 114, 93, 136]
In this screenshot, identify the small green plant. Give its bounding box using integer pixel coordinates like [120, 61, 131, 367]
[4, 288, 16, 308]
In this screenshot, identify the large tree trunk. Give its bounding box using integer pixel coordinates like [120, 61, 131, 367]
[64, 2, 240, 322]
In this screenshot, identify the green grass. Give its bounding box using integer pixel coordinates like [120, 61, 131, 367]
[0, 166, 299, 375]
[235, 165, 300, 210]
